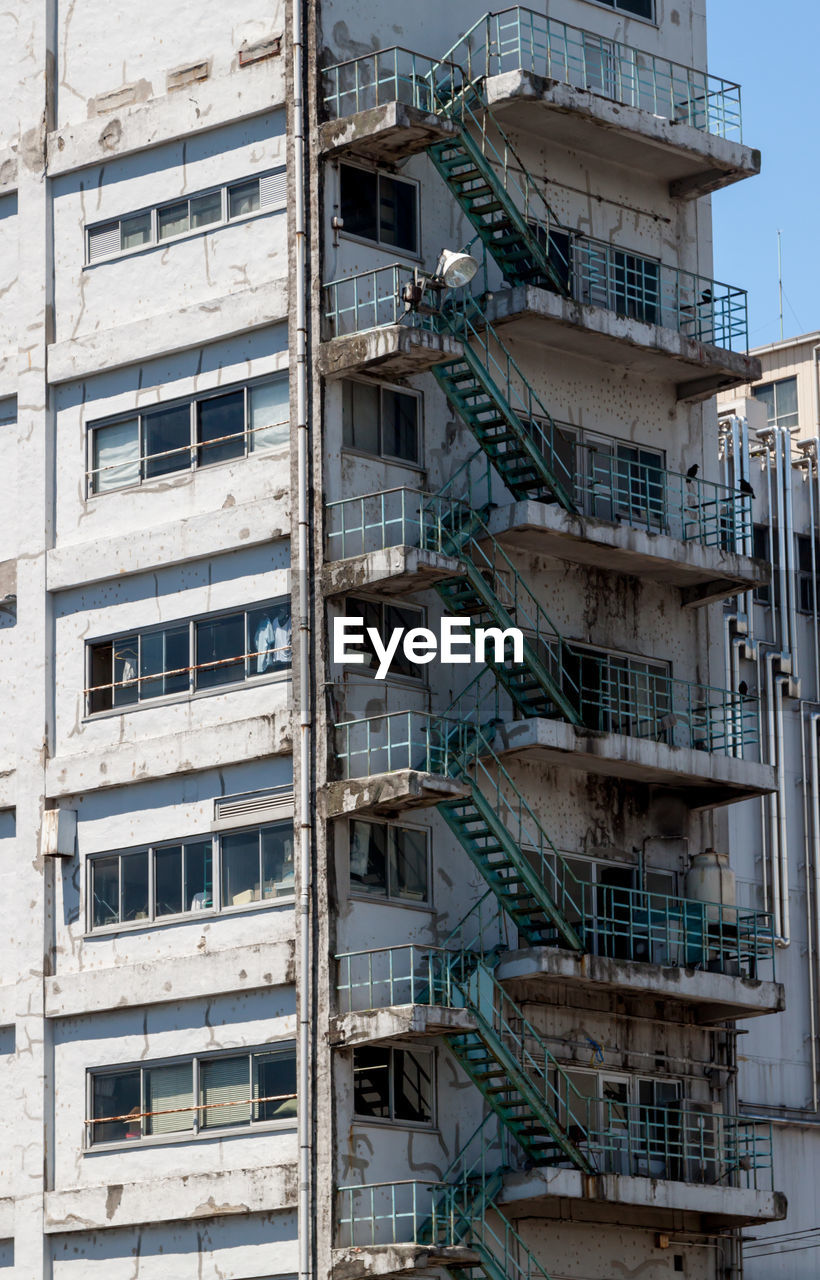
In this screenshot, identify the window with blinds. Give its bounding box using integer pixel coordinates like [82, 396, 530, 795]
[201, 1055, 251, 1129]
[88, 1044, 296, 1146]
[86, 167, 287, 262]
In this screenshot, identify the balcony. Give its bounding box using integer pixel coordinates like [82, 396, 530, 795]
[448, 7, 760, 199]
[320, 266, 463, 379]
[320, 48, 459, 162]
[322, 261, 760, 400]
[323, 479, 766, 607]
[328, 647, 774, 812]
[335, 897, 780, 1040]
[320, 18, 759, 200]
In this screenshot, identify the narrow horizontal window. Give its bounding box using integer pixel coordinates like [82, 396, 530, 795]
[89, 819, 294, 931]
[86, 598, 291, 714]
[85, 167, 286, 263]
[88, 1045, 296, 1145]
[88, 374, 289, 494]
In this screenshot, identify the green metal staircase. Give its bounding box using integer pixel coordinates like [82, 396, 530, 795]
[422, 703, 587, 953]
[415, 914, 594, 1172]
[428, 92, 568, 294]
[430, 294, 577, 511]
[423, 1121, 560, 1280]
[427, 67, 571, 296]
[424, 496, 582, 723]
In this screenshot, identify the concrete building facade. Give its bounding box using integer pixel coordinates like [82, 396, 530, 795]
[719, 336, 820, 1277]
[0, 2, 788, 1279]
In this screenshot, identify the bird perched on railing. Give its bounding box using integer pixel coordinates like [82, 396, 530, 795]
[686, 463, 699, 480]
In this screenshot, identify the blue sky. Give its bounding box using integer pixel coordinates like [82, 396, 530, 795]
[708, 2, 819, 349]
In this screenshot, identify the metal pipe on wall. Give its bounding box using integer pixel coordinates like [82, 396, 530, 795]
[292, 1, 313, 1279]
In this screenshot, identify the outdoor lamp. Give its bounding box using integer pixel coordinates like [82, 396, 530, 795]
[401, 248, 479, 315]
[434, 248, 479, 289]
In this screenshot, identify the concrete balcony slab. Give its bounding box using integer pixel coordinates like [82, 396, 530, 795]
[493, 717, 776, 810]
[319, 102, 457, 164]
[482, 286, 761, 402]
[495, 947, 785, 1024]
[484, 70, 760, 200]
[498, 1165, 786, 1230]
[319, 326, 462, 380]
[486, 500, 769, 606]
[322, 770, 469, 820]
[332, 1244, 478, 1280]
[323, 547, 463, 599]
[329, 1004, 477, 1049]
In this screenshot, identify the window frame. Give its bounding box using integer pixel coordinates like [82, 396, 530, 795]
[338, 161, 421, 258]
[85, 167, 287, 265]
[797, 532, 819, 615]
[752, 376, 799, 431]
[348, 817, 431, 908]
[86, 815, 296, 934]
[340, 378, 423, 468]
[339, 596, 427, 685]
[87, 373, 290, 496]
[352, 1043, 436, 1130]
[86, 1042, 297, 1150]
[85, 597, 292, 717]
[581, 0, 656, 23]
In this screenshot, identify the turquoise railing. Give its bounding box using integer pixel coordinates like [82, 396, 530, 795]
[440, 7, 743, 140]
[322, 47, 456, 119]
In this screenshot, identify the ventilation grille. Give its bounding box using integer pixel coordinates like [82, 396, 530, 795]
[88, 221, 121, 262]
[214, 786, 293, 827]
[260, 168, 287, 210]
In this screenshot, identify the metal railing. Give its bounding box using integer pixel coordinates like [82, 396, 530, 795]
[565, 432, 753, 548]
[334, 710, 472, 780]
[322, 249, 749, 354]
[441, 7, 743, 140]
[322, 47, 456, 120]
[570, 236, 749, 350]
[575, 653, 757, 755]
[322, 19, 743, 142]
[591, 884, 774, 980]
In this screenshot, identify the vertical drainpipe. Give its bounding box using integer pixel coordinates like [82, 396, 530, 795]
[292, 1, 313, 1279]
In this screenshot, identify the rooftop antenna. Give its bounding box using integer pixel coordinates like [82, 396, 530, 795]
[777, 228, 784, 340]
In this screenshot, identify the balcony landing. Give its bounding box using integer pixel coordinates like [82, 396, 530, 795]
[495, 947, 784, 1023]
[494, 717, 776, 809]
[330, 1004, 476, 1049]
[484, 70, 761, 200]
[322, 769, 469, 820]
[486, 501, 768, 606]
[323, 547, 463, 599]
[498, 1165, 786, 1230]
[332, 1244, 478, 1280]
[319, 325, 462, 379]
[482, 285, 761, 402]
[319, 101, 456, 163]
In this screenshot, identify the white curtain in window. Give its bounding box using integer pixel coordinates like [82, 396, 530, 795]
[147, 1062, 194, 1135]
[95, 419, 140, 492]
[250, 379, 289, 450]
[201, 1056, 250, 1128]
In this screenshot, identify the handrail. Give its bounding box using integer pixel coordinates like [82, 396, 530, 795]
[439, 7, 743, 140]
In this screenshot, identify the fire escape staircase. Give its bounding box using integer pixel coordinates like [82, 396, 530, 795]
[429, 295, 577, 511]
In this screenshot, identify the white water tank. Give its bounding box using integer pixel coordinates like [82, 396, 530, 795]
[685, 848, 736, 921]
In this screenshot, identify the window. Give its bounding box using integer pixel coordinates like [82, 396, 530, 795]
[340, 164, 418, 254]
[88, 1045, 296, 1146]
[594, 0, 653, 17]
[89, 820, 294, 931]
[353, 1045, 434, 1125]
[87, 599, 291, 714]
[341, 598, 425, 681]
[89, 376, 289, 493]
[86, 168, 287, 262]
[753, 377, 798, 431]
[342, 380, 421, 465]
[349, 819, 429, 904]
[797, 534, 819, 614]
